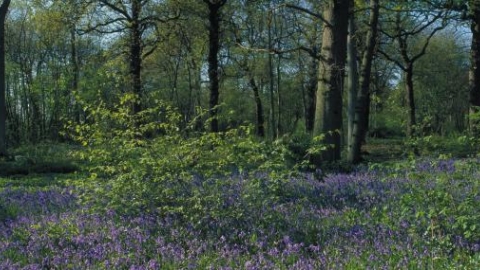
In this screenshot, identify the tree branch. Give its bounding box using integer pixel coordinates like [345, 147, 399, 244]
[284, 3, 332, 27]
[98, 0, 131, 21]
[377, 49, 407, 71]
[411, 24, 445, 62]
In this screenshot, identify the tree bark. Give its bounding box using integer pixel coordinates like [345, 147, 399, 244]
[70, 27, 83, 123]
[348, 0, 379, 163]
[305, 52, 318, 133]
[0, 0, 9, 157]
[405, 63, 416, 137]
[267, 11, 276, 139]
[313, 0, 350, 162]
[248, 76, 265, 137]
[276, 55, 282, 135]
[346, 3, 358, 155]
[204, 0, 226, 133]
[470, 2, 480, 133]
[130, 0, 143, 115]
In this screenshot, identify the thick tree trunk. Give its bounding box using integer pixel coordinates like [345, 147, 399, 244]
[470, 4, 480, 133]
[130, 0, 143, 115]
[313, 0, 349, 162]
[0, 0, 9, 156]
[205, 1, 226, 133]
[348, 0, 379, 163]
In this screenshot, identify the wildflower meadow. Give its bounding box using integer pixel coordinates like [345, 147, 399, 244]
[0, 138, 479, 269]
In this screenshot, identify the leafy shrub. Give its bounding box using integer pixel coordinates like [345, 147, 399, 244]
[374, 158, 480, 253]
[405, 134, 478, 158]
[67, 97, 301, 225]
[281, 132, 312, 169]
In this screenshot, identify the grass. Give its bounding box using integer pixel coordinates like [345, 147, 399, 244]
[0, 140, 478, 269]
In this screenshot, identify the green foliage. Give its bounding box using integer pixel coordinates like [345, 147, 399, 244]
[67, 97, 315, 223]
[413, 32, 469, 136]
[278, 131, 322, 171]
[405, 134, 479, 158]
[0, 201, 18, 222]
[0, 144, 78, 177]
[374, 159, 480, 254]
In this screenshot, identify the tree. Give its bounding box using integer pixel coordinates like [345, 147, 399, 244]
[84, 0, 177, 114]
[0, 0, 10, 156]
[313, 0, 350, 162]
[378, 2, 448, 138]
[346, 0, 358, 154]
[414, 32, 469, 135]
[284, 1, 323, 134]
[347, 0, 380, 164]
[203, 0, 227, 133]
[469, 0, 480, 132]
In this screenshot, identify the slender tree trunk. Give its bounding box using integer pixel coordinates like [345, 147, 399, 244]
[187, 61, 195, 126]
[470, 3, 480, 133]
[205, 0, 226, 133]
[313, 0, 350, 162]
[348, 0, 379, 163]
[70, 27, 82, 123]
[276, 55, 282, 135]
[405, 64, 416, 137]
[267, 12, 276, 139]
[130, 0, 143, 115]
[248, 76, 265, 137]
[0, 0, 9, 156]
[346, 5, 358, 155]
[305, 47, 318, 133]
[24, 65, 41, 142]
[304, 23, 319, 134]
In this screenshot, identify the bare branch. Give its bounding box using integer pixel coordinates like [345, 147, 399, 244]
[236, 42, 324, 61]
[377, 49, 407, 71]
[80, 17, 127, 34]
[411, 25, 445, 62]
[98, 0, 131, 20]
[284, 3, 332, 27]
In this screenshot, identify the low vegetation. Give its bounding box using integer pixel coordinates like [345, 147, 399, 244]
[0, 124, 479, 269]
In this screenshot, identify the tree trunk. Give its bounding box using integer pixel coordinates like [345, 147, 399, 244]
[470, 3, 480, 133]
[305, 53, 318, 133]
[130, 0, 143, 115]
[348, 0, 379, 163]
[267, 12, 276, 139]
[205, 0, 226, 133]
[313, 0, 350, 162]
[276, 55, 282, 135]
[248, 76, 265, 137]
[405, 64, 416, 138]
[346, 5, 358, 155]
[0, 0, 9, 156]
[70, 27, 82, 123]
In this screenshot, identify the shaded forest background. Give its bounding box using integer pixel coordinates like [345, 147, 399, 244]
[0, 0, 478, 164]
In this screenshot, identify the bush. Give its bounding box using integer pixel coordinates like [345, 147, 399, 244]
[68, 98, 300, 221]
